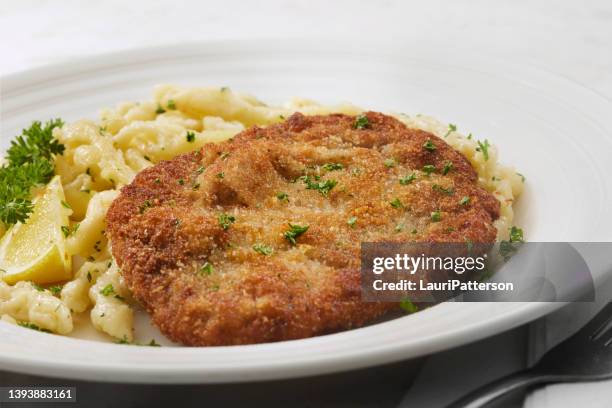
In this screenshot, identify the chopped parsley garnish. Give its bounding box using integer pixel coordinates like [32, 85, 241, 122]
[517, 172, 526, 182]
[219, 151, 231, 160]
[166, 99, 176, 110]
[353, 114, 370, 129]
[411, 228, 418, 234]
[432, 184, 454, 196]
[284, 223, 309, 245]
[347, 216, 357, 228]
[253, 243, 273, 256]
[476, 139, 490, 161]
[399, 298, 418, 313]
[61, 200, 72, 209]
[459, 196, 470, 205]
[216, 172, 225, 179]
[422, 164, 436, 175]
[422, 139, 437, 152]
[196, 166, 205, 174]
[199, 262, 213, 275]
[61, 223, 79, 238]
[139, 200, 152, 214]
[186, 131, 196, 143]
[322, 163, 344, 171]
[276, 192, 289, 202]
[97, 284, 122, 301]
[100, 284, 115, 297]
[155, 105, 166, 114]
[18, 321, 50, 332]
[442, 161, 454, 175]
[116, 337, 162, 347]
[430, 210, 441, 222]
[399, 173, 417, 185]
[31, 283, 44, 292]
[509, 226, 524, 243]
[300, 176, 337, 197]
[178, 179, 185, 185]
[0, 119, 65, 225]
[87, 271, 93, 282]
[390, 198, 403, 209]
[444, 123, 457, 138]
[394, 223, 403, 233]
[218, 213, 236, 230]
[500, 226, 525, 260]
[383, 158, 396, 168]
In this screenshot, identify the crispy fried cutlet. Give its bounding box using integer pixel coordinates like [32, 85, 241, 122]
[106, 112, 499, 346]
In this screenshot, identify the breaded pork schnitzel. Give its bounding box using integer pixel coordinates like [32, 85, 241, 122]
[106, 112, 500, 346]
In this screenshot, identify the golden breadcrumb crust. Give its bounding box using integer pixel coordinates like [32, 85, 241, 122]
[106, 112, 499, 346]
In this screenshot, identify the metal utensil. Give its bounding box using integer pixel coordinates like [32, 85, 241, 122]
[448, 302, 612, 407]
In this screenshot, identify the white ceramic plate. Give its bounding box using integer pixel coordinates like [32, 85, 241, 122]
[1, 40, 612, 384]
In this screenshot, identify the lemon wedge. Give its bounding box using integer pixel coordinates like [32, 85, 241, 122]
[0, 176, 72, 285]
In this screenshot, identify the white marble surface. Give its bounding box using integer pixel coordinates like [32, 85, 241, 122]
[1, 1, 611, 407]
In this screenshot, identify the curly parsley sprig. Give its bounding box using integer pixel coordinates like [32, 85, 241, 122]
[0, 119, 65, 225]
[7, 119, 65, 165]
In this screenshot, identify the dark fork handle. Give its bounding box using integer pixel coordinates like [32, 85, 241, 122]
[447, 371, 567, 408]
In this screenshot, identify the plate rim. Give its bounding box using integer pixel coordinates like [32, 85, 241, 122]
[0, 303, 561, 384]
[1, 39, 611, 383]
